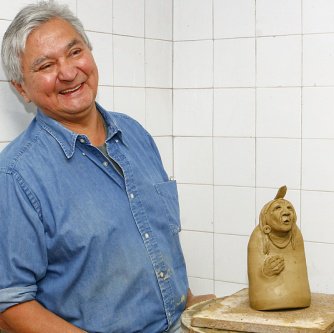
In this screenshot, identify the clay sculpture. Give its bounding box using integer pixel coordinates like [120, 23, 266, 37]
[248, 186, 311, 310]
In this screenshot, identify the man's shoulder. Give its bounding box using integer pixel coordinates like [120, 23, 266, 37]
[0, 118, 43, 173]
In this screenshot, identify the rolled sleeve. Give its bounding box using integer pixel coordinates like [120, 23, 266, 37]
[0, 285, 37, 312]
[0, 171, 47, 312]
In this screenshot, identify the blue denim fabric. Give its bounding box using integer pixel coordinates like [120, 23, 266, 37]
[0, 104, 188, 333]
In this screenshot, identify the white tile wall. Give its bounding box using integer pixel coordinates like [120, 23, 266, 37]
[256, 0, 301, 36]
[3, 0, 334, 298]
[113, 0, 144, 37]
[173, 40, 213, 88]
[178, 184, 214, 232]
[214, 186, 256, 235]
[256, 138, 301, 189]
[214, 0, 255, 39]
[145, 0, 172, 40]
[145, 40, 172, 88]
[256, 88, 301, 138]
[174, 137, 213, 184]
[257, 35, 301, 87]
[113, 35, 145, 87]
[214, 138, 255, 186]
[188, 277, 215, 295]
[303, 0, 334, 34]
[173, 89, 213, 137]
[214, 234, 249, 284]
[301, 190, 334, 243]
[180, 230, 214, 279]
[77, 0, 113, 33]
[303, 87, 334, 138]
[302, 139, 334, 191]
[214, 38, 255, 88]
[173, 0, 212, 41]
[305, 241, 334, 294]
[214, 88, 255, 137]
[145, 88, 172, 136]
[303, 34, 334, 87]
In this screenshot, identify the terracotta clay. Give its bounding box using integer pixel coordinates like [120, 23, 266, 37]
[247, 186, 311, 310]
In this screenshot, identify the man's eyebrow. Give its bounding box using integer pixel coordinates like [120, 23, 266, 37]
[31, 56, 49, 70]
[30, 38, 83, 70]
[66, 38, 82, 50]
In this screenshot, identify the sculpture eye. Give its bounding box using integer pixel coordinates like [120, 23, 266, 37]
[273, 205, 281, 211]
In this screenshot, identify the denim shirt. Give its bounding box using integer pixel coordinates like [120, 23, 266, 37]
[0, 104, 188, 333]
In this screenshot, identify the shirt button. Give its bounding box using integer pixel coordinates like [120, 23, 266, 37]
[144, 233, 149, 239]
[79, 138, 85, 143]
[103, 161, 109, 167]
[82, 153, 86, 156]
[130, 193, 135, 199]
[159, 272, 164, 278]
[115, 139, 119, 143]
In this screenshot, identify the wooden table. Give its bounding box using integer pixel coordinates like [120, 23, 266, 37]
[181, 289, 334, 333]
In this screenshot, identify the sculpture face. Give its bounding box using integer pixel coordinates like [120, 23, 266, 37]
[266, 199, 295, 233]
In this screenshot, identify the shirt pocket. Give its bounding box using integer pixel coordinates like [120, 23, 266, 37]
[154, 180, 181, 234]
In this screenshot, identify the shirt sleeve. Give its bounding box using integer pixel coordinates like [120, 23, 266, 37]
[0, 170, 47, 312]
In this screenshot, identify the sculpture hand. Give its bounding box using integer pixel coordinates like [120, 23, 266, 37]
[262, 255, 285, 277]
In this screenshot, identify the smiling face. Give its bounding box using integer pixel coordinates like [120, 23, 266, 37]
[266, 199, 296, 233]
[13, 18, 99, 124]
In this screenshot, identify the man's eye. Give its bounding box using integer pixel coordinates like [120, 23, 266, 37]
[71, 49, 81, 56]
[39, 63, 52, 71]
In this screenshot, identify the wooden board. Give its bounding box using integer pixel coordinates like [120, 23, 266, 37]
[188, 289, 334, 333]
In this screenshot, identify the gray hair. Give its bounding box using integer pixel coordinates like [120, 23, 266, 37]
[1, 0, 92, 83]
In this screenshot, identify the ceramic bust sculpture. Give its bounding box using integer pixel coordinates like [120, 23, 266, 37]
[247, 186, 311, 310]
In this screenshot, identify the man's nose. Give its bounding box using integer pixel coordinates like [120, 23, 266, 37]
[58, 60, 77, 81]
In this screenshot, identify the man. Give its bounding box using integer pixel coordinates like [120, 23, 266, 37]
[0, 2, 213, 332]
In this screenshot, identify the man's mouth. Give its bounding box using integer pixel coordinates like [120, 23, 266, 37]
[59, 83, 83, 95]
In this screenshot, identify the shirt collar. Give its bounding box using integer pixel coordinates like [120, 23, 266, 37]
[36, 103, 125, 159]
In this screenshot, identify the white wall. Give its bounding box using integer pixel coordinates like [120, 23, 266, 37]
[1, 0, 334, 299]
[174, 0, 334, 297]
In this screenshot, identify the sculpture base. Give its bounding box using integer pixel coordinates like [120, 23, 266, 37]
[181, 289, 334, 333]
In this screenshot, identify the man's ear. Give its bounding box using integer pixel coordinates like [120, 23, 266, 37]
[11, 81, 31, 103]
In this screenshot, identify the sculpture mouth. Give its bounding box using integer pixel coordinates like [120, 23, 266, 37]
[282, 217, 291, 224]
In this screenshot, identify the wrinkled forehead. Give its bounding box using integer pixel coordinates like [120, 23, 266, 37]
[268, 198, 295, 212]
